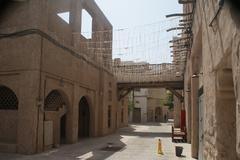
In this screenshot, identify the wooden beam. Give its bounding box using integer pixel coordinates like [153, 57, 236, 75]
[170, 44, 190, 48]
[169, 37, 192, 43]
[179, 19, 192, 23]
[167, 27, 190, 32]
[166, 12, 193, 18]
[118, 81, 184, 90]
[171, 49, 191, 53]
[167, 88, 184, 102]
[118, 88, 132, 101]
[178, 0, 195, 4]
[179, 23, 192, 26]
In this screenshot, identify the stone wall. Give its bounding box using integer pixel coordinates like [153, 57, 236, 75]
[147, 88, 172, 122]
[184, 0, 240, 159]
[173, 91, 182, 128]
[0, 0, 125, 154]
[0, 111, 18, 143]
[117, 97, 129, 128]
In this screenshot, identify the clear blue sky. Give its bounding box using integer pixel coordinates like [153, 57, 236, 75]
[58, 1, 182, 64]
[95, 0, 182, 64]
[95, 0, 182, 28]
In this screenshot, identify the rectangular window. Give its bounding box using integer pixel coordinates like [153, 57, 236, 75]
[108, 105, 111, 128]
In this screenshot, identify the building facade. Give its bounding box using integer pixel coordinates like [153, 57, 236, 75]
[131, 89, 148, 123]
[147, 88, 173, 122]
[183, 0, 240, 159]
[0, 0, 128, 154]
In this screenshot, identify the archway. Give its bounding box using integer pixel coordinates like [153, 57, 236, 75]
[0, 85, 18, 144]
[44, 90, 68, 146]
[78, 96, 90, 138]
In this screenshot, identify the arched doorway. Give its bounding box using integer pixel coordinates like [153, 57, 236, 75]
[0, 85, 18, 144]
[44, 90, 68, 147]
[78, 97, 90, 138]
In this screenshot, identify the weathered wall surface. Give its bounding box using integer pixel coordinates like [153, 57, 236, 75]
[117, 97, 129, 128]
[0, 0, 124, 154]
[134, 89, 148, 123]
[0, 111, 18, 143]
[173, 91, 182, 128]
[184, 61, 191, 143]
[184, 0, 240, 159]
[134, 96, 147, 123]
[99, 72, 118, 136]
[147, 88, 172, 122]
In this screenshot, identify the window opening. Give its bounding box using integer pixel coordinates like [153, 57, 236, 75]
[57, 11, 70, 24]
[81, 9, 92, 39]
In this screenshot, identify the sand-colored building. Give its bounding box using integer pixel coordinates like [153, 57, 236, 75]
[182, 0, 240, 159]
[128, 89, 148, 123]
[128, 88, 174, 123]
[147, 88, 173, 122]
[0, 0, 128, 154]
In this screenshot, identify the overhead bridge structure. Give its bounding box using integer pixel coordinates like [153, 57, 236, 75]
[112, 63, 184, 101]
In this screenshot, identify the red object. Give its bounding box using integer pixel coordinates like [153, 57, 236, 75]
[180, 110, 186, 131]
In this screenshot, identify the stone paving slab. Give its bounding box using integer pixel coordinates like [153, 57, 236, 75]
[0, 123, 196, 160]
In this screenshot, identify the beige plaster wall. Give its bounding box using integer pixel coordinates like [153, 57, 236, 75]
[0, 0, 123, 155]
[184, 0, 240, 159]
[173, 91, 182, 127]
[0, 111, 18, 143]
[117, 97, 129, 128]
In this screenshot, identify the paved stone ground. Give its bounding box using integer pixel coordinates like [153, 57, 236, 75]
[0, 123, 196, 160]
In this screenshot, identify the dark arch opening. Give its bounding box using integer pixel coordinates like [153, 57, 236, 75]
[78, 97, 90, 138]
[0, 85, 18, 110]
[44, 90, 66, 111]
[44, 90, 68, 145]
[0, 85, 18, 144]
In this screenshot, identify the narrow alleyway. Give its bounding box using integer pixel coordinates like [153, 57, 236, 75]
[0, 123, 195, 160]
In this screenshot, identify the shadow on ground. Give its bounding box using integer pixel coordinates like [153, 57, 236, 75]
[0, 123, 174, 160]
[0, 134, 126, 160]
